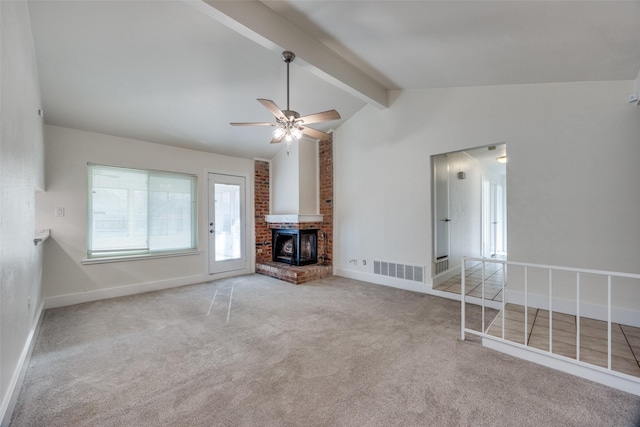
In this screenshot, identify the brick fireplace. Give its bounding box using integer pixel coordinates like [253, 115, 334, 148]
[254, 138, 333, 284]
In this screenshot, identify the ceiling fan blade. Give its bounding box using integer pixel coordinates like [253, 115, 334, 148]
[298, 109, 341, 125]
[230, 122, 277, 126]
[257, 99, 286, 120]
[300, 126, 331, 141]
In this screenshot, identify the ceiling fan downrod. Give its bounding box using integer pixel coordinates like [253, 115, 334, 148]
[282, 51, 295, 112]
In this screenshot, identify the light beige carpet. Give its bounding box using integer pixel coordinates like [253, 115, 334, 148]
[10, 274, 640, 426]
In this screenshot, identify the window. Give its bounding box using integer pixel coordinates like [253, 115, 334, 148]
[87, 164, 197, 259]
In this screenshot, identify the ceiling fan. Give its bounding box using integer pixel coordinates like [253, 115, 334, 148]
[230, 51, 340, 150]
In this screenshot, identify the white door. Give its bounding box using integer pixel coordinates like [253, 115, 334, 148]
[433, 154, 450, 260]
[482, 178, 504, 258]
[208, 173, 246, 274]
[495, 183, 506, 254]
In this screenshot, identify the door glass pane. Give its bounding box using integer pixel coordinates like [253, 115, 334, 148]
[215, 183, 241, 261]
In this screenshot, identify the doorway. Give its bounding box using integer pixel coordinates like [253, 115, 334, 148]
[482, 177, 506, 258]
[433, 154, 450, 274]
[431, 143, 507, 281]
[208, 173, 247, 274]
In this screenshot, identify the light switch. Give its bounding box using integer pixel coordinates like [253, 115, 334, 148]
[55, 207, 65, 217]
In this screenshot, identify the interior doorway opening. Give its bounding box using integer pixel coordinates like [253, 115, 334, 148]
[431, 143, 507, 285]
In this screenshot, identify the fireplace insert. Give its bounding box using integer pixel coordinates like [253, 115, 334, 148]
[272, 229, 318, 266]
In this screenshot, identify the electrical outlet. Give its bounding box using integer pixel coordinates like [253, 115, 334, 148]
[362, 259, 367, 266]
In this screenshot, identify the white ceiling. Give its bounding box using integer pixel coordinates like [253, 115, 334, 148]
[27, 1, 640, 160]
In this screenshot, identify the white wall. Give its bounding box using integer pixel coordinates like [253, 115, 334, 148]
[270, 140, 319, 215]
[446, 151, 483, 269]
[36, 125, 254, 307]
[0, 0, 45, 420]
[298, 140, 318, 215]
[335, 81, 640, 316]
[271, 144, 299, 214]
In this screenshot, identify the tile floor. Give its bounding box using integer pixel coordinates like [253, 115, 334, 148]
[486, 304, 640, 378]
[434, 260, 505, 301]
[438, 261, 640, 378]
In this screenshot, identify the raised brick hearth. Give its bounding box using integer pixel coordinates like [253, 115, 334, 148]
[254, 138, 334, 285]
[256, 261, 332, 285]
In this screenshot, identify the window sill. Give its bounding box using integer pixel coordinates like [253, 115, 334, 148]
[82, 250, 201, 265]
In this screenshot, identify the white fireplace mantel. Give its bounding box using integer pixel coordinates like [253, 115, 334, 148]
[265, 214, 323, 224]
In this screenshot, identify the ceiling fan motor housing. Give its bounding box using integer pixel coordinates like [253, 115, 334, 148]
[281, 51, 295, 63]
[282, 110, 300, 121]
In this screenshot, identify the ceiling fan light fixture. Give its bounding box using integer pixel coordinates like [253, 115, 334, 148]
[273, 126, 286, 140]
[291, 127, 303, 140]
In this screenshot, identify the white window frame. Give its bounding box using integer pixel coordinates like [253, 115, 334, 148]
[85, 163, 198, 262]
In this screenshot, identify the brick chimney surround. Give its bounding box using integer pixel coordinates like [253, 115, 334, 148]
[254, 138, 333, 284]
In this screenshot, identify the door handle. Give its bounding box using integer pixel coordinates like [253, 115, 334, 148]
[441, 218, 451, 222]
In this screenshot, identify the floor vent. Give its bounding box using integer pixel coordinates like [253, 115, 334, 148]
[434, 258, 449, 275]
[374, 261, 424, 283]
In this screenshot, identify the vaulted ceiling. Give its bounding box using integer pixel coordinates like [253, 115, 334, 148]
[27, 1, 640, 159]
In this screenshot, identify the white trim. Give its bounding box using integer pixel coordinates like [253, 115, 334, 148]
[265, 214, 323, 223]
[1, 302, 45, 427]
[44, 270, 254, 309]
[336, 268, 502, 310]
[44, 274, 207, 309]
[81, 250, 200, 265]
[482, 335, 640, 397]
[336, 268, 427, 293]
[432, 265, 460, 287]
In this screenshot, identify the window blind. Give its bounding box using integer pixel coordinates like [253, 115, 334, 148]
[87, 164, 197, 259]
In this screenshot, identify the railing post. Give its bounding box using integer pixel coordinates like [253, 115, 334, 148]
[501, 261, 505, 340]
[549, 269, 553, 353]
[576, 272, 580, 361]
[607, 275, 612, 370]
[524, 266, 528, 345]
[461, 257, 466, 341]
[481, 260, 486, 333]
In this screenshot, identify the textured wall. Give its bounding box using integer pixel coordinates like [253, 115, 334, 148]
[0, 0, 45, 418]
[335, 81, 640, 312]
[36, 125, 254, 304]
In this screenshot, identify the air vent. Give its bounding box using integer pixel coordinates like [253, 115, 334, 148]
[434, 257, 449, 275]
[374, 260, 424, 283]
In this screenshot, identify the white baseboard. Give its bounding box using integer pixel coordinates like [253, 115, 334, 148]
[335, 268, 430, 294]
[44, 274, 209, 309]
[432, 266, 461, 287]
[483, 335, 640, 397]
[44, 267, 256, 309]
[335, 268, 504, 311]
[1, 302, 45, 427]
[505, 291, 640, 328]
